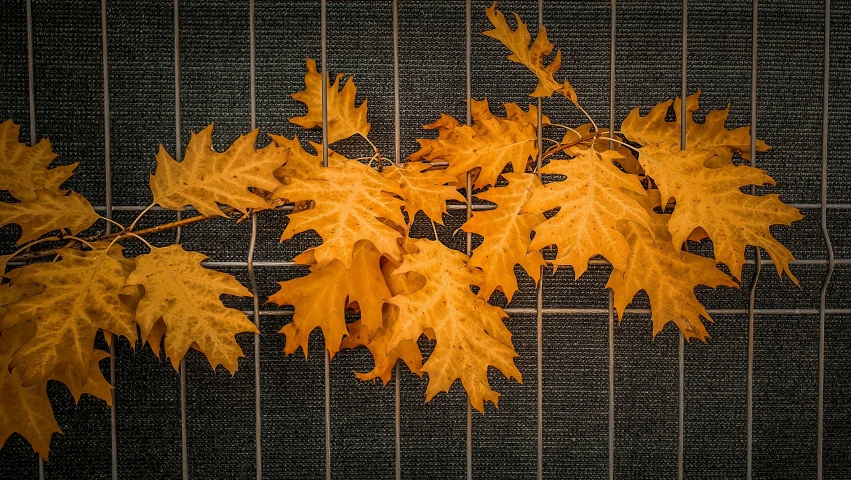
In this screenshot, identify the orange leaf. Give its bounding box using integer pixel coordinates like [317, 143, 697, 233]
[381, 162, 465, 226]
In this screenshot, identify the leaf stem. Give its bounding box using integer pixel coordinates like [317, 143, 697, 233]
[98, 215, 126, 232]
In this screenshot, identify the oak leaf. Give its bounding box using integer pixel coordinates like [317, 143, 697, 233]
[150, 125, 284, 216]
[0, 242, 137, 386]
[410, 99, 545, 189]
[0, 324, 61, 459]
[50, 350, 113, 406]
[290, 58, 371, 144]
[273, 160, 406, 269]
[522, 149, 651, 277]
[461, 173, 545, 301]
[621, 91, 769, 166]
[0, 189, 99, 245]
[385, 239, 521, 412]
[269, 240, 389, 358]
[607, 194, 738, 341]
[268, 134, 345, 182]
[635, 144, 802, 282]
[0, 119, 76, 201]
[484, 3, 577, 104]
[126, 244, 258, 373]
[382, 162, 465, 225]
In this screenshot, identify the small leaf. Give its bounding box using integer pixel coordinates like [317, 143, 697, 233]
[0, 119, 77, 201]
[381, 162, 465, 226]
[0, 189, 99, 245]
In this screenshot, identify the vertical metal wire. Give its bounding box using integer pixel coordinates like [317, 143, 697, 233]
[247, 1, 262, 479]
[172, 1, 189, 479]
[391, 0, 402, 479]
[535, 2, 544, 477]
[25, 1, 42, 478]
[99, 0, 118, 478]
[817, 1, 834, 478]
[679, 1, 688, 478]
[608, 2, 617, 479]
[746, 1, 759, 478]
[464, 2, 473, 479]
[320, 2, 331, 479]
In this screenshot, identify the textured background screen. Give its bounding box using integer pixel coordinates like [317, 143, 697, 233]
[0, 0, 849, 479]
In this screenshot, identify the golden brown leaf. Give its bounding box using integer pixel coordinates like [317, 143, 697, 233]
[290, 58, 371, 144]
[484, 3, 577, 104]
[0, 189, 99, 245]
[126, 244, 258, 373]
[0, 324, 61, 459]
[341, 316, 424, 386]
[636, 144, 802, 282]
[560, 124, 643, 174]
[0, 119, 76, 201]
[607, 197, 738, 341]
[410, 99, 545, 189]
[269, 240, 389, 359]
[273, 160, 406, 269]
[0, 242, 137, 386]
[385, 239, 521, 412]
[150, 125, 284, 216]
[382, 162, 465, 225]
[620, 91, 769, 166]
[461, 173, 545, 301]
[521, 149, 651, 277]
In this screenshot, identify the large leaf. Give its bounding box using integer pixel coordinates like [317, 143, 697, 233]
[386, 239, 521, 412]
[126, 244, 258, 373]
[273, 160, 406, 269]
[522, 149, 651, 277]
[0, 242, 137, 386]
[150, 125, 284, 216]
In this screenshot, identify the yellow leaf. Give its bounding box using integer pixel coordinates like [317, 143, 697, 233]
[381, 162, 465, 225]
[268, 134, 346, 182]
[0, 119, 76, 201]
[290, 58, 371, 145]
[483, 2, 577, 104]
[50, 350, 112, 406]
[268, 240, 389, 359]
[607, 198, 738, 341]
[386, 239, 521, 412]
[0, 324, 61, 459]
[126, 244, 258, 374]
[0, 189, 99, 245]
[150, 125, 284, 217]
[461, 173, 545, 301]
[410, 99, 545, 189]
[521, 149, 651, 277]
[637, 144, 802, 282]
[273, 160, 406, 269]
[0, 242, 137, 386]
[340, 316, 423, 386]
[0, 283, 41, 321]
[620, 91, 770, 166]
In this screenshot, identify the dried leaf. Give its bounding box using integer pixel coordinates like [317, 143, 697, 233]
[290, 58, 371, 144]
[637, 144, 802, 282]
[607, 194, 738, 341]
[0, 189, 99, 245]
[522, 149, 651, 277]
[0, 242, 137, 386]
[150, 125, 284, 216]
[269, 240, 389, 358]
[411, 99, 545, 189]
[0, 119, 76, 201]
[50, 350, 112, 406]
[273, 160, 406, 269]
[126, 244, 258, 373]
[484, 3, 577, 103]
[382, 162, 465, 225]
[269, 134, 346, 182]
[0, 324, 61, 459]
[461, 172, 545, 301]
[386, 239, 521, 412]
[341, 316, 423, 385]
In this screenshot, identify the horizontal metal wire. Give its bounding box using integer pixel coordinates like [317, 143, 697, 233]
[94, 203, 851, 213]
[200, 258, 849, 268]
[246, 307, 851, 317]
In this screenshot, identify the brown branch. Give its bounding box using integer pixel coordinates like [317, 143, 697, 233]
[12, 206, 241, 263]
